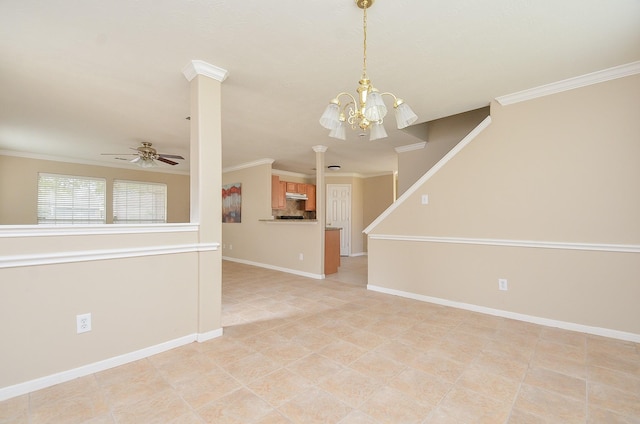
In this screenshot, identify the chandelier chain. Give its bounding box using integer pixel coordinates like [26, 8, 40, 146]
[362, 0, 368, 80]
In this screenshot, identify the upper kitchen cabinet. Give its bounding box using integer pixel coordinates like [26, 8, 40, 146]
[303, 184, 316, 211]
[272, 175, 316, 212]
[271, 175, 286, 210]
[285, 182, 298, 194]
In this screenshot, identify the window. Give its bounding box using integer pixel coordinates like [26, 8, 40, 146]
[37, 173, 106, 224]
[113, 180, 167, 224]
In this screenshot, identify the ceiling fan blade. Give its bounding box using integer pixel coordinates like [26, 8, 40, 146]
[130, 157, 141, 163]
[156, 157, 178, 165]
[158, 154, 184, 160]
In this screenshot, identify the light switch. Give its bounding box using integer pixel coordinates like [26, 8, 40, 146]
[421, 194, 429, 205]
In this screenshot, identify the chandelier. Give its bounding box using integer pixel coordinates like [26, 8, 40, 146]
[319, 0, 418, 141]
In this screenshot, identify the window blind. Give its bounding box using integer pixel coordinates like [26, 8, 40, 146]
[37, 173, 106, 224]
[113, 180, 167, 224]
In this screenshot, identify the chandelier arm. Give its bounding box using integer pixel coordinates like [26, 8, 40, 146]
[333, 92, 358, 105]
[341, 101, 355, 115]
[379, 92, 399, 104]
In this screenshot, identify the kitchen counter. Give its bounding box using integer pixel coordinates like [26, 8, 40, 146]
[259, 218, 318, 224]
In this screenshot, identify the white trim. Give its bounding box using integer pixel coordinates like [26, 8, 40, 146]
[0, 243, 220, 269]
[271, 168, 391, 179]
[223, 158, 274, 173]
[0, 333, 219, 401]
[196, 328, 224, 343]
[0, 223, 199, 238]
[367, 284, 640, 343]
[182, 60, 229, 82]
[350, 252, 368, 257]
[222, 256, 323, 280]
[395, 142, 427, 153]
[368, 234, 640, 254]
[325, 172, 366, 178]
[496, 61, 640, 106]
[362, 171, 395, 178]
[364, 116, 492, 234]
[312, 145, 328, 153]
[261, 220, 318, 225]
[272, 169, 313, 178]
[0, 150, 189, 175]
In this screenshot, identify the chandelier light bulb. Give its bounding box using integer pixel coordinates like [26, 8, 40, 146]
[369, 122, 388, 141]
[319, 101, 341, 130]
[394, 100, 418, 129]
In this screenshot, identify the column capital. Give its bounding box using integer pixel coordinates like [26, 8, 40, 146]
[312, 145, 328, 153]
[183, 60, 229, 83]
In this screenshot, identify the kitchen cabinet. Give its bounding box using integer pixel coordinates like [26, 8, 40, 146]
[271, 175, 286, 210]
[325, 228, 341, 275]
[286, 182, 299, 193]
[272, 176, 316, 211]
[303, 184, 316, 211]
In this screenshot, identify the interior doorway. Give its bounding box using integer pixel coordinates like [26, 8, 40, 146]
[326, 184, 351, 256]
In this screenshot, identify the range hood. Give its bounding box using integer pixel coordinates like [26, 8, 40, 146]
[285, 192, 308, 200]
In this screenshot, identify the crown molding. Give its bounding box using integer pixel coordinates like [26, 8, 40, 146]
[182, 60, 229, 83]
[0, 150, 189, 175]
[395, 142, 427, 153]
[362, 171, 396, 178]
[496, 61, 640, 106]
[272, 169, 313, 178]
[222, 158, 274, 173]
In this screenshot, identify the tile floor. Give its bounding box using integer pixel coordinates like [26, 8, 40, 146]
[1, 257, 639, 423]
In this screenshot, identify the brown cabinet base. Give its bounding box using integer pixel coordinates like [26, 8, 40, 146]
[325, 228, 341, 275]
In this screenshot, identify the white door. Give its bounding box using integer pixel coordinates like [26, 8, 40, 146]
[326, 184, 351, 256]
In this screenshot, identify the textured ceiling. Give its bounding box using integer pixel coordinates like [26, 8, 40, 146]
[1, 0, 639, 175]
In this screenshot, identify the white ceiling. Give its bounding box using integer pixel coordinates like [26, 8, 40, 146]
[1, 0, 639, 175]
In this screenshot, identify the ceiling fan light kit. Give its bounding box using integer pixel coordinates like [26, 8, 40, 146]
[319, 0, 418, 141]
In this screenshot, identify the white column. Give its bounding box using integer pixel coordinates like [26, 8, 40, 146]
[313, 145, 327, 277]
[183, 60, 228, 340]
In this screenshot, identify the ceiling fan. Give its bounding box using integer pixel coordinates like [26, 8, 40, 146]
[101, 142, 185, 168]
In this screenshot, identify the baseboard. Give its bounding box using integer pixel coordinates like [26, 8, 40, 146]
[222, 256, 323, 280]
[349, 252, 368, 257]
[0, 329, 223, 402]
[197, 328, 224, 342]
[367, 284, 640, 344]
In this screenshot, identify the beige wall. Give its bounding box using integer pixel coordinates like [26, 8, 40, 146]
[0, 155, 190, 225]
[397, 107, 489, 196]
[221, 168, 395, 274]
[368, 74, 640, 336]
[0, 229, 201, 389]
[362, 174, 395, 252]
[222, 164, 323, 275]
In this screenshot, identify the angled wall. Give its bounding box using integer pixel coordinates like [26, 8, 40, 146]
[366, 72, 640, 339]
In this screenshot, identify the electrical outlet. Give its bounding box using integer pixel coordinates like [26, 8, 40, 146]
[498, 279, 508, 291]
[229, 244, 233, 250]
[299, 253, 304, 261]
[77, 313, 91, 334]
